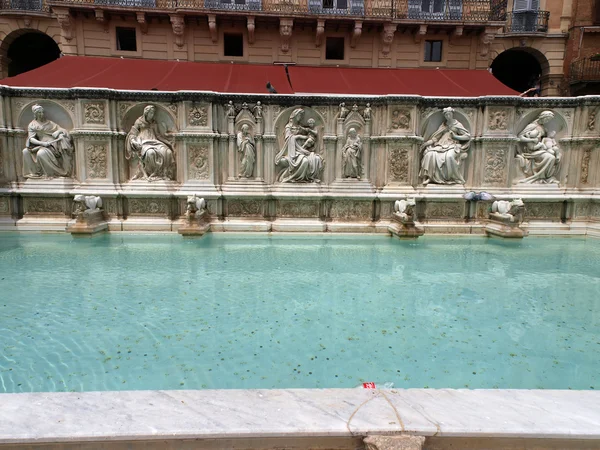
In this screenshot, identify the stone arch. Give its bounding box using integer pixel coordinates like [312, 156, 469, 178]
[274, 106, 325, 148]
[122, 103, 177, 133]
[342, 111, 366, 136]
[515, 109, 568, 138]
[420, 107, 471, 140]
[18, 100, 73, 130]
[0, 28, 61, 78]
[490, 46, 549, 94]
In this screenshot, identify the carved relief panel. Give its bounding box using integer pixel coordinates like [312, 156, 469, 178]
[83, 102, 107, 126]
[482, 143, 509, 186]
[277, 200, 320, 218]
[188, 144, 210, 181]
[389, 107, 412, 133]
[227, 198, 263, 216]
[187, 103, 209, 128]
[127, 198, 170, 216]
[387, 144, 410, 184]
[329, 200, 372, 220]
[85, 143, 109, 179]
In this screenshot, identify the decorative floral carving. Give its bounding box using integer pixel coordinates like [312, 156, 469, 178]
[590, 203, 600, 219]
[128, 198, 168, 215]
[13, 99, 27, 112]
[390, 109, 411, 130]
[524, 202, 561, 220]
[484, 146, 507, 184]
[588, 109, 596, 131]
[488, 109, 508, 131]
[188, 106, 208, 126]
[86, 144, 108, 179]
[84, 103, 105, 124]
[58, 101, 75, 116]
[103, 198, 118, 215]
[188, 146, 209, 180]
[26, 198, 65, 214]
[388, 146, 409, 183]
[314, 106, 329, 121]
[420, 107, 437, 119]
[581, 147, 592, 184]
[228, 199, 262, 216]
[168, 104, 178, 117]
[330, 200, 371, 220]
[426, 202, 464, 219]
[272, 105, 281, 117]
[0, 197, 9, 214]
[119, 103, 133, 122]
[278, 200, 319, 218]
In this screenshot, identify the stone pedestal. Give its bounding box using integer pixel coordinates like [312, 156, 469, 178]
[388, 213, 424, 239]
[67, 210, 108, 236]
[364, 435, 426, 450]
[485, 214, 528, 238]
[178, 210, 210, 237]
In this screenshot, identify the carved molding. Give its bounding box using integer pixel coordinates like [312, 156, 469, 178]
[524, 202, 562, 220]
[25, 197, 66, 214]
[84, 102, 106, 124]
[381, 23, 397, 55]
[483, 145, 507, 184]
[280, 18, 294, 53]
[351, 20, 362, 48]
[86, 144, 108, 179]
[581, 147, 592, 184]
[188, 145, 209, 180]
[316, 19, 325, 47]
[228, 199, 262, 216]
[188, 105, 208, 127]
[170, 15, 185, 48]
[247, 16, 255, 44]
[330, 200, 372, 220]
[278, 200, 319, 218]
[54, 8, 73, 41]
[488, 108, 508, 131]
[128, 198, 169, 215]
[208, 15, 218, 43]
[390, 108, 411, 131]
[388, 146, 410, 183]
[414, 24, 427, 43]
[0, 197, 9, 214]
[426, 202, 464, 219]
[137, 12, 148, 34]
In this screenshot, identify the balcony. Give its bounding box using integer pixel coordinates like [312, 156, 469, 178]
[505, 10, 549, 33]
[0, 0, 49, 11]
[39, 0, 508, 21]
[571, 56, 600, 84]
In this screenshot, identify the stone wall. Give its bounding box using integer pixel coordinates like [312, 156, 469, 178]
[0, 87, 599, 234]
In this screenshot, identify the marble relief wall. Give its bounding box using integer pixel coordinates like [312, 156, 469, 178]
[0, 90, 599, 230]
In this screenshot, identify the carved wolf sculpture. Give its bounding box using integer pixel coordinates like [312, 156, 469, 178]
[491, 198, 524, 224]
[394, 198, 416, 224]
[186, 194, 206, 220]
[73, 195, 102, 212]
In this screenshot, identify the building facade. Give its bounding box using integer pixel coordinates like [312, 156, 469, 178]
[0, 0, 587, 96]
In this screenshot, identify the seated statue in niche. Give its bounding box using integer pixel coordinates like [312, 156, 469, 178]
[342, 128, 362, 179]
[516, 110, 561, 184]
[237, 124, 256, 178]
[22, 104, 74, 179]
[275, 108, 324, 183]
[419, 107, 471, 185]
[125, 105, 176, 181]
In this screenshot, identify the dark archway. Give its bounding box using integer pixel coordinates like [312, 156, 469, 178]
[6, 32, 60, 77]
[491, 48, 547, 95]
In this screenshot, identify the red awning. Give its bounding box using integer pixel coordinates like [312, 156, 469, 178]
[1, 56, 518, 96]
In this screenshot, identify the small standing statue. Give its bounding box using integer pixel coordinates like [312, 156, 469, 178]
[363, 103, 372, 121]
[342, 128, 362, 179]
[253, 101, 263, 120]
[237, 124, 256, 178]
[22, 104, 74, 179]
[225, 101, 236, 119]
[125, 105, 176, 181]
[339, 102, 349, 120]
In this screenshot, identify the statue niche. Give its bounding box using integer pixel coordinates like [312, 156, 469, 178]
[22, 104, 74, 179]
[419, 107, 472, 186]
[237, 124, 256, 178]
[341, 127, 363, 179]
[515, 110, 562, 185]
[275, 107, 324, 183]
[124, 105, 176, 181]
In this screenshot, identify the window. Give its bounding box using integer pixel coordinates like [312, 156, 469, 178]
[421, 0, 444, 13]
[424, 40, 442, 62]
[325, 37, 345, 60]
[224, 33, 243, 57]
[323, 0, 347, 8]
[116, 27, 137, 52]
[513, 0, 539, 11]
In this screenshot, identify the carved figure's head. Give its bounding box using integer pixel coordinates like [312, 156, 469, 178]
[307, 118, 316, 128]
[443, 107, 455, 121]
[32, 104, 45, 121]
[241, 124, 250, 135]
[144, 105, 156, 121]
[289, 108, 304, 124]
[348, 127, 357, 138]
[538, 110, 555, 124]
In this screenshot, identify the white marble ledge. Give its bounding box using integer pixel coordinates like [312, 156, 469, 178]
[0, 389, 599, 444]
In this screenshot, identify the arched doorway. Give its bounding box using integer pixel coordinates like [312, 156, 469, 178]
[490, 48, 548, 95]
[5, 31, 60, 77]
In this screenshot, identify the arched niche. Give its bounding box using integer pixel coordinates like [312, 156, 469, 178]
[515, 109, 567, 138]
[420, 108, 471, 140]
[275, 106, 325, 152]
[235, 108, 256, 132]
[122, 104, 177, 134]
[18, 100, 74, 130]
[342, 111, 366, 136]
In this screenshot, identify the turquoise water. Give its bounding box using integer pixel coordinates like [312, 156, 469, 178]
[0, 233, 599, 393]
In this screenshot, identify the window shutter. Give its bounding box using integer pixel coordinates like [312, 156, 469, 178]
[449, 0, 462, 19]
[408, 0, 422, 18]
[530, 0, 539, 10]
[513, 0, 528, 11]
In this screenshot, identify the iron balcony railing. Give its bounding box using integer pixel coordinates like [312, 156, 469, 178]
[38, 0, 508, 20]
[505, 10, 549, 33]
[0, 0, 49, 10]
[571, 56, 600, 83]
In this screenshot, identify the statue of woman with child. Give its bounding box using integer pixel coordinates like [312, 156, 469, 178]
[275, 108, 324, 183]
[516, 110, 561, 184]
